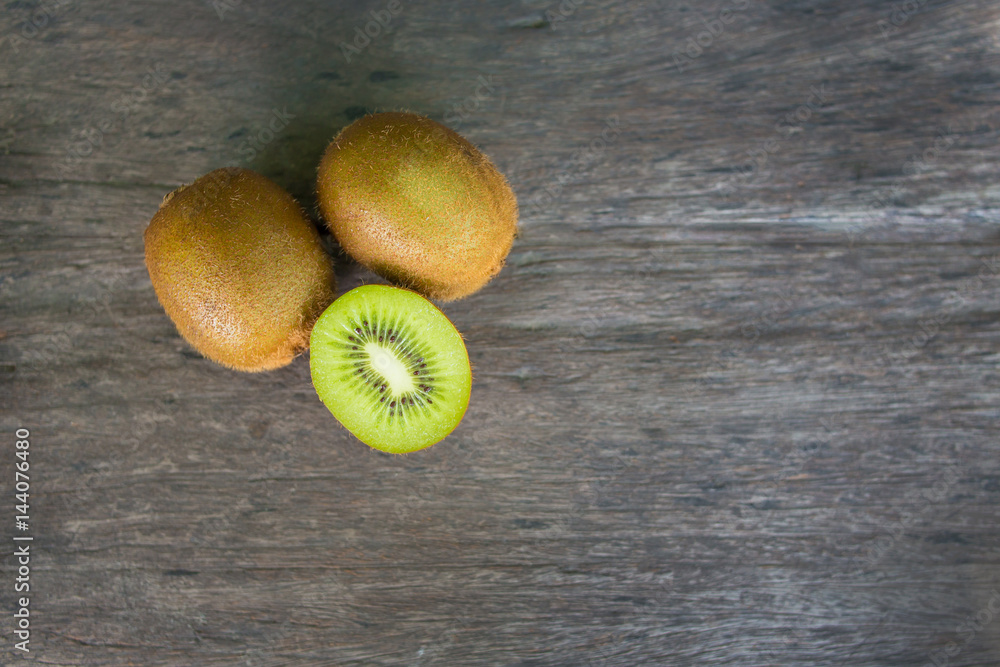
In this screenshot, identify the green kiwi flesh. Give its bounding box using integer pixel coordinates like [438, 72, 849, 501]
[309, 284, 472, 453]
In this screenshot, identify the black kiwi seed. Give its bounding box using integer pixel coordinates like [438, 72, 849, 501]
[346, 323, 436, 423]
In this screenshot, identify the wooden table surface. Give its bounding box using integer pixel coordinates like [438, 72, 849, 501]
[2, 0, 999, 664]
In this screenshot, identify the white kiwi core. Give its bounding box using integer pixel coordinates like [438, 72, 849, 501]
[366, 342, 416, 395]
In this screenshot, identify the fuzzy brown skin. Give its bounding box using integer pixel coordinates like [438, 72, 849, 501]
[316, 112, 518, 301]
[144, 167, 337, 372]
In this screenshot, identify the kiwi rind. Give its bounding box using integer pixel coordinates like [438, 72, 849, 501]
[309, 284, 472, 453]
[144, 167, 337, 372]
[316, 112, 518, 302]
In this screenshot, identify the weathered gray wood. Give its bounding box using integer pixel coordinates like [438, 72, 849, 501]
[2, 0, 999, 665]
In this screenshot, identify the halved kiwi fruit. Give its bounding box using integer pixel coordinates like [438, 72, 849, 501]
[309, 284, 472, 453]
[316, 112, 518, 301]
[144, 167, 336, 372]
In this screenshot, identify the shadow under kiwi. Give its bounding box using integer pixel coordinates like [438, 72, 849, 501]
[245, 97, 381, 294]
[241, 67, 445, 297]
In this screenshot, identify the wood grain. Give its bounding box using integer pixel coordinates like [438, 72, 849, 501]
[2, 0, 999, 664]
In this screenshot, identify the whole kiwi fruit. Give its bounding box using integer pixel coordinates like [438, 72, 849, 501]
[316, 112, 518, 301]
[144, 167, 337, 372]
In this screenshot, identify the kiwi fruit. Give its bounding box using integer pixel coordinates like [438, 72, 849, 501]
[316, 112, 518, 302]
[309, 284, 472, 453]
[144, 167, 337, 372]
